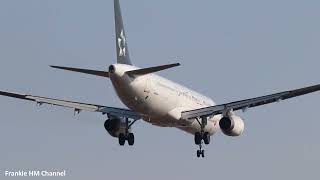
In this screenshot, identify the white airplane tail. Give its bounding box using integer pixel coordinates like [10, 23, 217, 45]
[114, 0, 132, 65]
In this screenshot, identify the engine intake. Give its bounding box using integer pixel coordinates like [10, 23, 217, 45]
[104, 118, 122, 137]
[219, 115, 245, 136]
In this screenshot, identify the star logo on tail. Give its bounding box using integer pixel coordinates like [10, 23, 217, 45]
[117, 30, 126, 57]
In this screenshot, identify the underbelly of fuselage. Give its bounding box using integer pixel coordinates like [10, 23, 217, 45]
[109, 70, 219, 135]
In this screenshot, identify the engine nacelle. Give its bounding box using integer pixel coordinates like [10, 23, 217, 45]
[219, 115, 245, 136]
[104, 118, 126, 138]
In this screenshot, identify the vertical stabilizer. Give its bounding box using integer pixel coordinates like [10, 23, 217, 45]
[114, 0, 132, 65]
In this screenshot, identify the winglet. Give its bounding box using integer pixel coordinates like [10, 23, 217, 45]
[125, 63, 180, 76]
[50, 66, 109, 78]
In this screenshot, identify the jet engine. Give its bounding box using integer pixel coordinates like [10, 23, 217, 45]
[219, 115, 245, 136]
[104, 117, 126, 137]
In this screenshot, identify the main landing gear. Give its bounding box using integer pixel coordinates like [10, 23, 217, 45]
[119, 118, 139, 146]
[194, 116, 211, 158]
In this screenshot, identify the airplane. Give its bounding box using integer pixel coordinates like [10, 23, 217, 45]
[0, 0, 319, 158]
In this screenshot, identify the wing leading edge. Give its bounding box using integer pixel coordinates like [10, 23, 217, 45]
[0, 90, 141, 120]
[181, 84, 320, 120]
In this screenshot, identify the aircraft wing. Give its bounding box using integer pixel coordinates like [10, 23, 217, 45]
[0, 90, 141, 120]
[181, 84, 320, 120]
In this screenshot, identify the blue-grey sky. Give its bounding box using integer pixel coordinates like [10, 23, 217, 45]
[0, 0, 319, 179]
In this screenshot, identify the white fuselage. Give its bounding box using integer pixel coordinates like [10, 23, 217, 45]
[109, 64, 220, 135]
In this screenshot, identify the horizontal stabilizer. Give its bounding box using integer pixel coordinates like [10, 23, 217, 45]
[50, 66, 109, 78]
[126, 63, 180, 76]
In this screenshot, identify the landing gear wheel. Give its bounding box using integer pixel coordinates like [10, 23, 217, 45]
[116, 117, 139, 147]
[127, 133, 135, 146]
[196, 150, 205, 158]
[203, 132, 210, 145]
[194, 117, 210, 158]
[194, 132, 202, 145]
[119, 133, 126, 146]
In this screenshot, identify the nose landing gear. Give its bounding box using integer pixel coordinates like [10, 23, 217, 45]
[197, 145, 205, 158]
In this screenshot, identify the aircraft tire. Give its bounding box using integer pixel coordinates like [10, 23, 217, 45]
[128, 133, 135, 146]
[194, 132, 202, 145]
[119, 133, 126, 146]
[203, 132, 210, 145]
